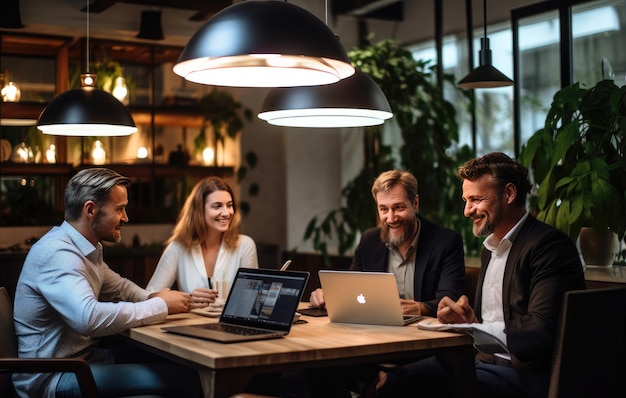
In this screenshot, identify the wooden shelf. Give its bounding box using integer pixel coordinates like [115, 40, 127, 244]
[0, 102, 46, 121]
[0, 162, 233, 178]
[129, 106, 204, 128]
[0, 31, 72, 57]
[0, 162, 73, 175]
[0, 103, 204, 128]
[1, 34, 234, 227]
[75, 163, 234, 179]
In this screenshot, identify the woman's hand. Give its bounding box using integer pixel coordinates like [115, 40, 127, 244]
[190, 287, 219, 308]
[309, 288, 326, 308]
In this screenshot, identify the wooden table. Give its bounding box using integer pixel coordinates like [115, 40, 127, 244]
[121, 306, 477, 398]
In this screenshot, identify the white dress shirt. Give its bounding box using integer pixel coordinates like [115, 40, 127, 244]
[146, 235, 258, 296]
[481, 211, 529, 355]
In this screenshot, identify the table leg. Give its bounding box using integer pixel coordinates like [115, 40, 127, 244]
[197, 367, 256, 398]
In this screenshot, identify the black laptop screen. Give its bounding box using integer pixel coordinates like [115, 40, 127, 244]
[220, 268, 309, 330]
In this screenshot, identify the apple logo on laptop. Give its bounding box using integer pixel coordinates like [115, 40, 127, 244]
[356, 293, 366, 304]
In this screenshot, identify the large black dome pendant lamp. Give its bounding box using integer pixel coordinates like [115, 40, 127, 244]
[258, 69, 393, 128]
[457, 0, 514, 89]
[173, 1, 355, 87]
[37, 0, 137, 136]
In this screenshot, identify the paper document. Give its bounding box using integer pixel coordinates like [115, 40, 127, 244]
[418, 320, 509, 355]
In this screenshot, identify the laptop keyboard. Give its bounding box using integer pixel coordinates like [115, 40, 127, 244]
[192, 323, 271, 336]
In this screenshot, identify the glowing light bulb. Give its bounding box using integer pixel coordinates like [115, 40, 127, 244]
[91, 140, 106, 165]
[112, 76, 129, 104]
[1, 81, 21, 102]
[137, 146, 148, 159]
[46, 144, 57, 164]
[202, 147, 215, 166]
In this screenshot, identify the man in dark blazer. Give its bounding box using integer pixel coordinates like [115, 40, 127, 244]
[310, 169, 466, 317]
[351, 215, 465, 315]
[304, 169, 465, 397]
[376, 152, 586, 398]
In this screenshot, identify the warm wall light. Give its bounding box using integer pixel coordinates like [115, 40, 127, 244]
[111, 76, 129, 104]
[1, 81, 21, 102]
[457, 0, 513, 89]
[137, 146, 149, 159]
[36, 0, 137, 136]
[258, 69, 393, 128]
[91, 140, 106, 165]
[173, 1, 354, 87]
[45, 144, 57, 164]
[202, 147, 215, 166]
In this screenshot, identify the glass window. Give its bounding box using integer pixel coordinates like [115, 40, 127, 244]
[517, 10, 561, 146]
[572, 1, 626, 86]
[409, 25, 515, 158]
[407, 0, 626, 159]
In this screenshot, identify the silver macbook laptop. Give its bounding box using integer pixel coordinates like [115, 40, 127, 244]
[319, 270, 422, 326]
[162, 267, 309, 343]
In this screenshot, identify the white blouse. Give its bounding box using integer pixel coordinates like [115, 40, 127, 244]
[146, 235, 258, 297]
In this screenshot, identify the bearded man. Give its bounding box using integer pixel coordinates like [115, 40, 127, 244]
[310, 169, 465, 317]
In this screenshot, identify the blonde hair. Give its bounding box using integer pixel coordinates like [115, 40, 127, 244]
[167, 176, 241, 249]
[371, 170, 418, 201]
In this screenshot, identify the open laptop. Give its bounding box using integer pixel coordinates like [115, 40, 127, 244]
[318, 270, 422, 326]
[162, 267, 309, 343]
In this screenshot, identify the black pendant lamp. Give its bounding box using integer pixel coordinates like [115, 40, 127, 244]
[258, 69, 393, 128]
[173, 1, 355, 87]
[457, 0, 513, 89]
[136, 10, 164, 40]
[0, 0, 24, 29]
[37, 0, 136, 136]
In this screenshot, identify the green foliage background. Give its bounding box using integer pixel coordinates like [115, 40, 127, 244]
[304, 39, 478, 265]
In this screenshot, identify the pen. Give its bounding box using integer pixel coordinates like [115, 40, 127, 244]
[280, 260, 292, 271]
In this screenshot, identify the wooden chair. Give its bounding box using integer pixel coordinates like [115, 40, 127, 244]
[548, 286, 626, 398]
[0, 286, 100, 397]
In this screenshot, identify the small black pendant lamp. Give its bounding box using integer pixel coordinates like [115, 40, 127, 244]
[457, 0, 513, 89]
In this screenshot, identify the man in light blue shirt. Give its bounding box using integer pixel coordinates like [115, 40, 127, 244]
[13, 168, 201, 398]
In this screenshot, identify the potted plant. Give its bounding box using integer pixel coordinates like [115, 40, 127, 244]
[303, 38, 476, 266]
[519, 79, 626, 266]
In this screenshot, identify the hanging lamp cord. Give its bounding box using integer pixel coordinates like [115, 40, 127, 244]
[482, 0, 487, 41]
[86, 0, 90, 73]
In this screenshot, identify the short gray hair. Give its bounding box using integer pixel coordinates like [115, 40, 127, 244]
[64, 168, 131, 221]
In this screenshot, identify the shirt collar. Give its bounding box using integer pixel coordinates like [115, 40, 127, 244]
[60, 220, 101, 259]
[484, 211, 529, 252]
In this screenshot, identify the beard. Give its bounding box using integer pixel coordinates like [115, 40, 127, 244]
[471, 199, 502, 238]
[381, 213, 417, 247]
[472, 217, 494, 238]
[92, 213, 122, 243]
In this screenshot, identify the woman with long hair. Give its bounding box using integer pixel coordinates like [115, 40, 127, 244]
[147, 176, 258, 308]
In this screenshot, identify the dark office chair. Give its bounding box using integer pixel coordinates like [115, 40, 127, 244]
[548, 286, 626, 398]
[0, 286, 100, 397]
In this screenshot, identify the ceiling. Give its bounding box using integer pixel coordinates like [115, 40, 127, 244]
[83, 0, 404, 22]
[83, 0, 235, 21]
